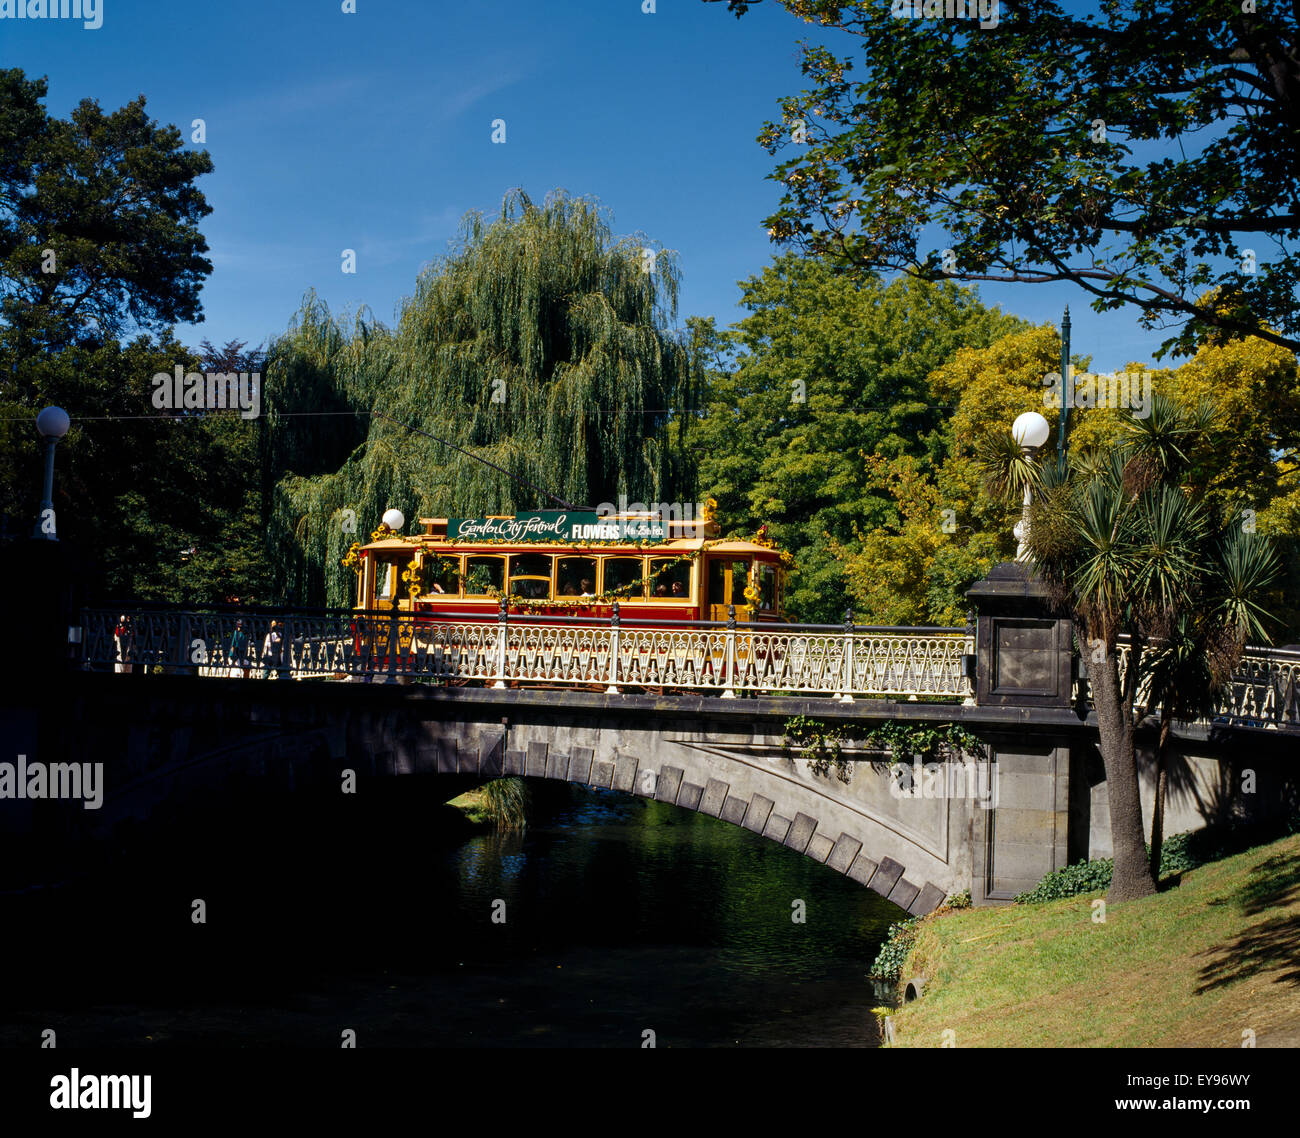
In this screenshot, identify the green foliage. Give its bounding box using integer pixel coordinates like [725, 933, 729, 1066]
[0, 69, 213, 356]
[267, 189, 696, 606]
[1014, 857, 1116, 904]
[481, 777, 528, 832]
[0, 71, 275, 606]
[942, 889, 971, 911]
[837, 326, 1062, 623]
[782, 715, 986, 782]
[0, 333, 271, 604]
[711, 2, 1300, 357]
[693, 256, 1025, 623]
[869, 918, 918, 983]
[1015, 814, 1300, 903]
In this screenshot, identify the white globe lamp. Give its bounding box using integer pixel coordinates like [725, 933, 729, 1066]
[36, 406, 71, 439]
[1011, 411, 1050, 450]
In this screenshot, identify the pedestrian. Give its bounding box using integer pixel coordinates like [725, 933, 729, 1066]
[114, 614, 134, 674]
[261, 620, 283, 678]
[230, 619, 250, 678]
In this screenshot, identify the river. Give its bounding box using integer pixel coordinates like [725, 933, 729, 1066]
[1, 779, 904, 1048]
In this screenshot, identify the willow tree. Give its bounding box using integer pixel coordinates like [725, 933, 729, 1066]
[264, 189, 696, 606]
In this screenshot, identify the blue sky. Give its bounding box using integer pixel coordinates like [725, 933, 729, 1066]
[7, 0, 1183, 374]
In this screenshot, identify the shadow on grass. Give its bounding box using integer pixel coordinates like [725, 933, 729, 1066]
[1194, 854, 1300, 993]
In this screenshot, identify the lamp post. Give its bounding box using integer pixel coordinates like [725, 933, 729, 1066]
[33, 406, 70, 541]
[1056, 306, 1071, 470]
[1011, 410, 1050, 562]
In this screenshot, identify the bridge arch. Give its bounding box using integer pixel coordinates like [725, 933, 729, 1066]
[492, 737, 951, 916]
[50, 674, 963, 915]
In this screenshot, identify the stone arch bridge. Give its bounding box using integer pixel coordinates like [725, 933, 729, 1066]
[6, 562, 1298, 914]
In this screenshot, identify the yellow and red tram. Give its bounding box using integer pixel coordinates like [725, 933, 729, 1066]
[349, 509, 788, 624]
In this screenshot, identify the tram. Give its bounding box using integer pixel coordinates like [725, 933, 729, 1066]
[348, 507, 788, 624]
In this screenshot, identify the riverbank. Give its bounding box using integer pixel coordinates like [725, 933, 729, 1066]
[886, 832, 1300, 1047]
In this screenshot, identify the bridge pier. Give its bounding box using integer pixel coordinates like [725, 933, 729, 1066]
[967, 563, 1076, 903]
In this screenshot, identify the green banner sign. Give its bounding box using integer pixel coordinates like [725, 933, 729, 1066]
[447, 511, 666, 542]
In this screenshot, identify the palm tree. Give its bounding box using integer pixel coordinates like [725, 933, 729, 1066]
[982, 395, 1280, 903]
[1142, 523, 1282, 878]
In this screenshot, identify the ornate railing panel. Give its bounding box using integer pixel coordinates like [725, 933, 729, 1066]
[81, 608, 975, 700]
[1110, 637, 1300, 731]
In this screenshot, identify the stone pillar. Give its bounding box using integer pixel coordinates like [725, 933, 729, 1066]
[966, 561, 1073, 707]
[966, 562, 1074, 904]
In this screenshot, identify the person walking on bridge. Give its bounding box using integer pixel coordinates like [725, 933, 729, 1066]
[261, 620, 283, 679]
[114, 615, 134, 674]
[230, 619, 250, 678]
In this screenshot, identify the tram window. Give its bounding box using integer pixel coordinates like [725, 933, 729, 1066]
[708, 559, 726, 606]
[511, 577, 552, 599]
[731, 560, 752, 605]
[558, 557, 598, 597]
[649, 558, 691, 600]
[508, 554, 554, 600]
[601, 557, 644, 600]
[375, 559, 399, 600]
[464, 556, 505, 596]
[707, 558, 750, 606]
[758, 564, 777, 610]
[510, 553, 552, 579]
[419, 554, 461, 596]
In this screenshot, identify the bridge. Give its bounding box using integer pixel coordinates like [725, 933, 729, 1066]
[7, 562, 1299, 916]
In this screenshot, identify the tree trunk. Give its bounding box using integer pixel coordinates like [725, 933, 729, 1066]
[1091, 646, 1158, 902]
[1149, 715, 1171, 881]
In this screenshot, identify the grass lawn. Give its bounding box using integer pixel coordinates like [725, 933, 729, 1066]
[889, 832, 1300, 1047]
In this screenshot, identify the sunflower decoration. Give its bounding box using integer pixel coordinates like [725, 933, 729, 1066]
[743, 582, 761, 607]
[341, 541, 364, 571]
[402, 553, 424, 600]
[700, 497, 719, 523]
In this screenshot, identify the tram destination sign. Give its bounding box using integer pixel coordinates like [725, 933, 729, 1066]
[447, 511, 666, 542]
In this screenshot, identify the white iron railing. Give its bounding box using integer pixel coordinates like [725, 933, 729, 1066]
[78, 607, 1300, 728]
[81, 606, 975, 700]
[1110, 637, 1300, 730]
